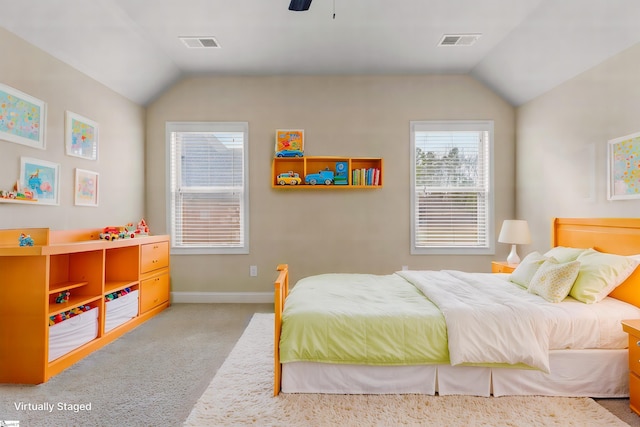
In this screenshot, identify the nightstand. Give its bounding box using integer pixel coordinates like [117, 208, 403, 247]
[491, 261, 517, 274]
[622, 320, 640, 416]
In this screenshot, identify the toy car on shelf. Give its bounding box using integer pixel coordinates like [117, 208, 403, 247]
[100, 225, 136, 241]
[100, 227, 121, 241]
[305, 169, 334, 185]
[276, 171, 302, 186]
[275, 149, 304, 158]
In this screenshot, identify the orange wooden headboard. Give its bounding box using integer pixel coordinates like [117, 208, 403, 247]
[552, 218, 640, 307]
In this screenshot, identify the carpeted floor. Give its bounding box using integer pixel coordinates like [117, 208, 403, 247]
[0, 304, 271, 427]
[0, 304, 638, 426]
[185, 313, 633, 427]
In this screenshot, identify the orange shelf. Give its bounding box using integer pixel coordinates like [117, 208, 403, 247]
[0, 228, 170, 384]
[272, 156, 383, 189]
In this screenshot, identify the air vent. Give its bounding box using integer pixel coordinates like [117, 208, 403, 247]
[438, 34, 481, 47]
[179, 36, 221, 49]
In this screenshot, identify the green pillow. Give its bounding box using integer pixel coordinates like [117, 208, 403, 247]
[509, 251, 548, 288]
[569, 249, 639, 303]
[528, 258, 580, 303]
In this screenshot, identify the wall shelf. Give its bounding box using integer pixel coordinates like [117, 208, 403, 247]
[272, 156, 383, 189]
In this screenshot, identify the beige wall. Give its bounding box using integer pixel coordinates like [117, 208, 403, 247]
[517, 43, 640, 251]
[0, 28, 145, 230]
[147, 75, 516, 293]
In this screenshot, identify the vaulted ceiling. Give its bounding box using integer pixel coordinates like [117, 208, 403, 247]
[2, 0, 639, 106]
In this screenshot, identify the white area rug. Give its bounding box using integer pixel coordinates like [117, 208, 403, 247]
[184, 313, 629, 427]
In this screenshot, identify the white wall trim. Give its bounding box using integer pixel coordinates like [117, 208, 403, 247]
[171, 292, 273, 304]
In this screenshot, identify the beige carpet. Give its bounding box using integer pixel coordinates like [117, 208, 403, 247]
[185, 313, 630, 427]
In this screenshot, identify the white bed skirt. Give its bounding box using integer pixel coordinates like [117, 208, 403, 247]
[282, 349, 629, 397]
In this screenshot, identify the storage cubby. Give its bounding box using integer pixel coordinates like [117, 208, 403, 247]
[272, 156, 383, 189]
[0, 228, 170, 384]
[49, 250, 103, 315]
[105, 246, 139, 294]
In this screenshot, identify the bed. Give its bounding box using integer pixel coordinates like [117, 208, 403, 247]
[273, 218, 640, 396]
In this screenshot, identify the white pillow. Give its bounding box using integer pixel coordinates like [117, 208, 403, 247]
[569, 249, 640, 304]
[509, 251, 549, 288]
[628, 254, 640, 262]
[543, 246, 589, 263]
[528, 258, 581, 303]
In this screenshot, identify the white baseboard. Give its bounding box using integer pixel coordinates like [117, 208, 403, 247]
[170, 292, 273, 304]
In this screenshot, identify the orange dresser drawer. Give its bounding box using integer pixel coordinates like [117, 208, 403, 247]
[140, 242, 169, 274]
[140, 274, 169, 313]
[630, 373, 640, 416]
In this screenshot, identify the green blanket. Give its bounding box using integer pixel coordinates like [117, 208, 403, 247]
[280, 273, 449, 365]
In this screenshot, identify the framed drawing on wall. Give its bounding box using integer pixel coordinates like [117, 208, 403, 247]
[65, 111, 98, 160]
[74, 168, 99, 207]
[275, 129, 304, 157]
[20, 157, 60, 205]
[608, 131, 640, 200]
[0, 83, 46, 149]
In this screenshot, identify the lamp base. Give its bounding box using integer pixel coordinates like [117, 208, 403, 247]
[506, 244, 520, 264]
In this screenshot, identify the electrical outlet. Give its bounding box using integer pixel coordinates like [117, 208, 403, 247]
[402, 265, 409, 271]
[250, 265, 258, 277]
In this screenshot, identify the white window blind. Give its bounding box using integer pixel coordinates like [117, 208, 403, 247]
[410, 121, 494, 254]
[167, 122, 249, 254]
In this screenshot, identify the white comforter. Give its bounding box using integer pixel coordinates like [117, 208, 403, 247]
[397, 270, 553, 372]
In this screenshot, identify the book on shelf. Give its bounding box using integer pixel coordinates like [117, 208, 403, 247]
[352, 168, 380, 186]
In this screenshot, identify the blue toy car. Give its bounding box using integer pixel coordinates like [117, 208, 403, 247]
[276, 150, 304, 158]
[305, 169, 334, 185]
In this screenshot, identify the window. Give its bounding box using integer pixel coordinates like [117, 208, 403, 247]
[410, 121, 494, 254]
[167, 122, 249, 254]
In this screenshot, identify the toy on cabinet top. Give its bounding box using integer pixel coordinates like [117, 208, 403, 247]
[19, 233, 34, 246]
[100, 225, 135, 241]
[100, 220, 149, 240]
[305, 168, 334, 185]
[136, 219, 149, 235]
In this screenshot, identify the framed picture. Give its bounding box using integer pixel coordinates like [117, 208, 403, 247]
[0, 83, 46, 149]
[65, 111, 98, 160]
[20, 157, 60, 205]
[608, 131, 640, 200]
[275, 129, 304, 157]
[74, 168, 99, 207]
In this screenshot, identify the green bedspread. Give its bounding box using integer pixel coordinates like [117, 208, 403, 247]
[279, 273, 449, 365]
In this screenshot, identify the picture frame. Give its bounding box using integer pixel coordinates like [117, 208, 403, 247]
[608, 131, 640, 200]
[0, 83, 46, 149]
[74, 168, 99, 207]
[20, 157, 60, 205]
[65, 111, 99, 160]
[275, 129, 304, 157]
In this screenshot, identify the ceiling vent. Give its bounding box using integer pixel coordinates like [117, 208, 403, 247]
[179, 36, 221, 49]
[438, 34, 481, 47]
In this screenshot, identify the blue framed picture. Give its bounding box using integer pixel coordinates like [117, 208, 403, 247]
[20, 157, 60, 205]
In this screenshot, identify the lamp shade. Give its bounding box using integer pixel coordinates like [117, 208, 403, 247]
[498, 220, 531, 245]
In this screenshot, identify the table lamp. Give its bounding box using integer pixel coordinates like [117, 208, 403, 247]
[498, 220, 531, 264]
